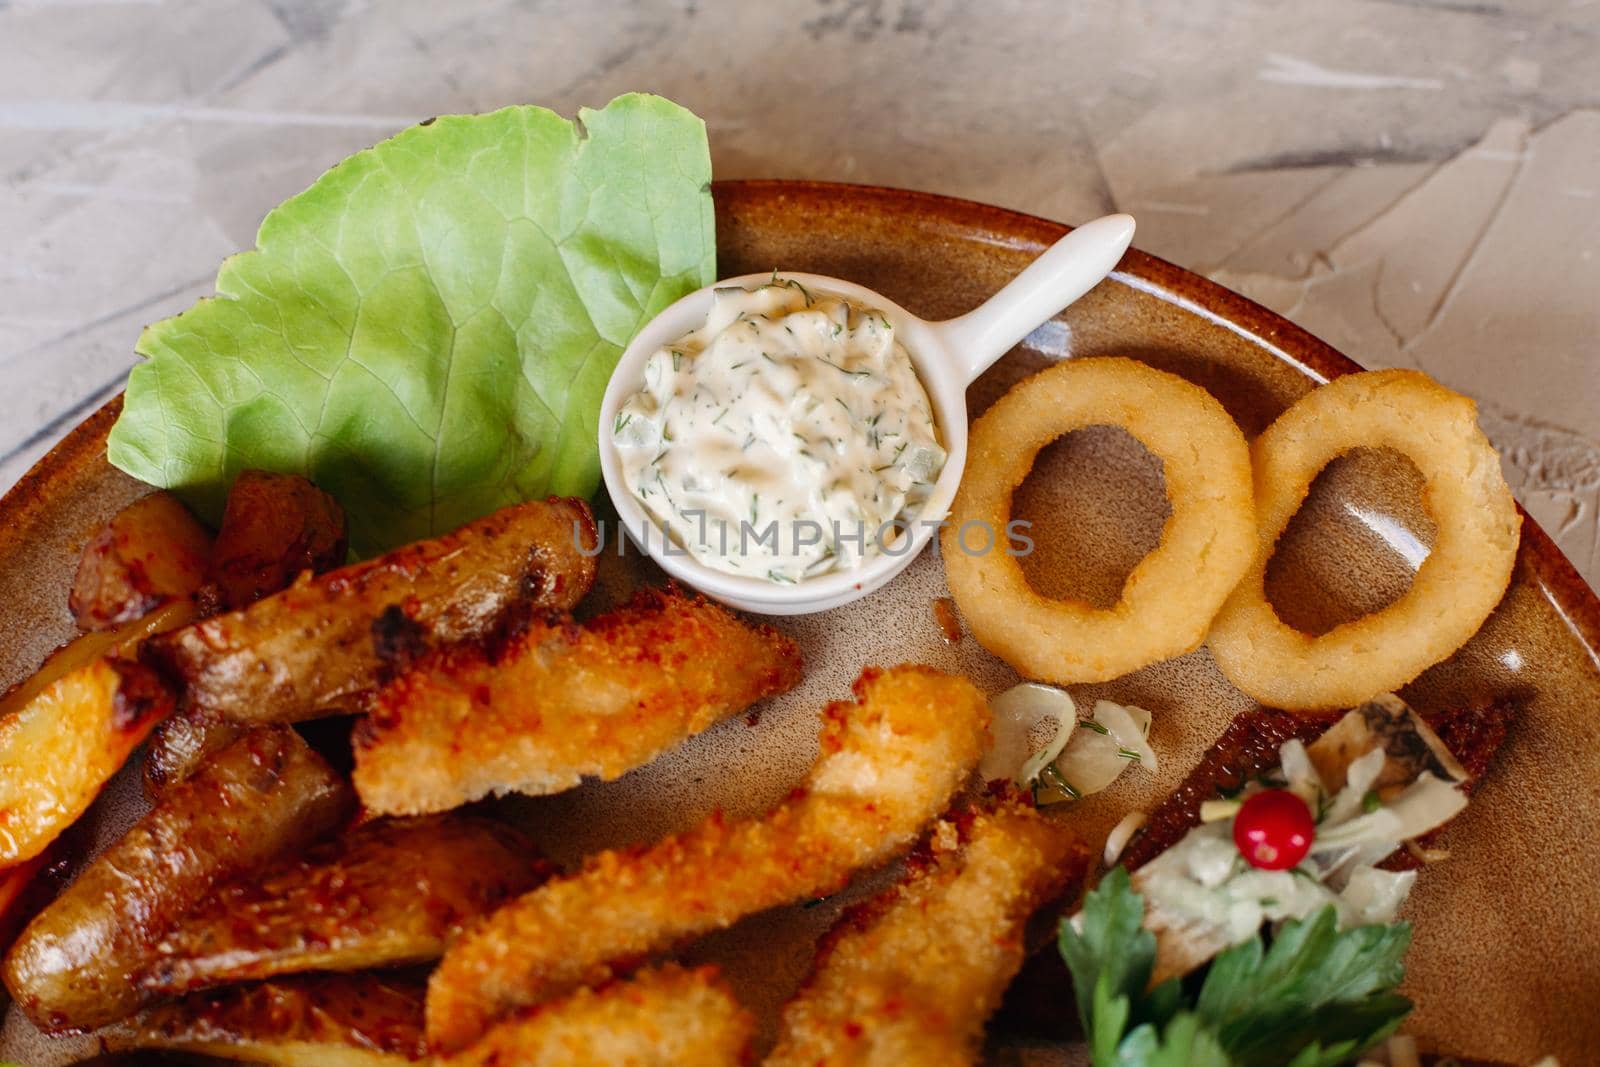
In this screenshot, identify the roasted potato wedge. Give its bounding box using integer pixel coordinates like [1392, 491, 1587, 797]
[69, 491, 212, 631]
[103, 973, 427, 1065]
[141, 712, 242, 801]
[3, 726, 354, 1031]
[146, 475, 350, 801]
[142, 814, 547, 997]
[0, 597, 193, 718]
[0, 600, 193, 865]
[0, 657, 173, 867]
[144, 498, 598, 725]
[210, 470, 348, 611]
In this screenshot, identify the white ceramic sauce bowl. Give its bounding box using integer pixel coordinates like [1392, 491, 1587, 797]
[597, 213, 1136, 615]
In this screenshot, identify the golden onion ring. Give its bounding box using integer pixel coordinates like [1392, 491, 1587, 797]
[941, 356, 1256, 684]
[1207, 369, 1520, 711]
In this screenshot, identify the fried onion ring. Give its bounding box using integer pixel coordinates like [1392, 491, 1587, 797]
[1208, 369, 1520, 711]
[941, 356, 1257, 683]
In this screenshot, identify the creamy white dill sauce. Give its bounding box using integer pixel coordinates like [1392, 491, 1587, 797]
[614, 279, 945, 583]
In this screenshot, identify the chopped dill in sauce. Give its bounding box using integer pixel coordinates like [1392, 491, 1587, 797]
[614, 279, 945, 582]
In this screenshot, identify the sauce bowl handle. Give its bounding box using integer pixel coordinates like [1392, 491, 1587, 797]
[932, 213, 1135, 385]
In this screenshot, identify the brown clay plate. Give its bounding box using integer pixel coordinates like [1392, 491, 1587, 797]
[1, 180, 1597, 1065]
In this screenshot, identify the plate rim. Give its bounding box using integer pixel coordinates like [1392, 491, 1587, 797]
[4, 177, 1596, 664]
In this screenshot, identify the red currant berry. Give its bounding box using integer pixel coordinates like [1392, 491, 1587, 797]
[1233, 788, 1315, 871]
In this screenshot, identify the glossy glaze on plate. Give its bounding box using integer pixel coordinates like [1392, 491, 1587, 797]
[0, 181, 1595, 1065]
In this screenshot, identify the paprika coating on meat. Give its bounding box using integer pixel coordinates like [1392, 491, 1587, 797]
[768, 787, 1087, 1067]
[441, 965, 753, 1067]
[352, 585, 803, 815]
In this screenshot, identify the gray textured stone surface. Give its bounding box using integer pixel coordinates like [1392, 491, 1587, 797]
[1, 0, 1596, 582]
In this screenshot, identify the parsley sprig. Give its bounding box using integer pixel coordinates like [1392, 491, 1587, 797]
[1058, 868, 1412, 1067]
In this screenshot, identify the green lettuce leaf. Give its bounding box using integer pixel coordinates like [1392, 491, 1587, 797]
[1058, 869, 1413, 1067]
[108, 93, 714, 554]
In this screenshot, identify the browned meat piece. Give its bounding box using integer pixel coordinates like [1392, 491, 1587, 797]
[103, 972, 428, 1065]
[144, 498, 598, 725]
[2, 727, 354, 1031]
[440, 965, 753, 1067]
[69, 491, 212, 631]
[1416, 697, 1519, 792]
[768, 788, 1086, 1067]
[352, 586, 803, 815]
[1133, 694, 1516, 985]
[208, 469, 349, 611]
[141, 814, 548, 998]
[425, 665, 992, 1052]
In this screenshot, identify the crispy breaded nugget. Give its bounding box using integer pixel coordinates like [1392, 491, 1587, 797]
[767, 788, 1086, 1067]
[353, 586, 802, 815]
[442, 964, 753, 1067]
[425, 665, 992, 1052]
[145, 498, 597, 725]
[141, 814, 548, 998]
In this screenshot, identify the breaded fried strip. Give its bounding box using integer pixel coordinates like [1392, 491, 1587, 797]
[353, 586, 803, 815]
[426, 665, 992, 1051]
[767, 789, 1086, 1067]
[145, 498, 597, 725]
[442, 965, 753, 1067]
[103, 972, 427, 1065]
[141, 814, 548, 998]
